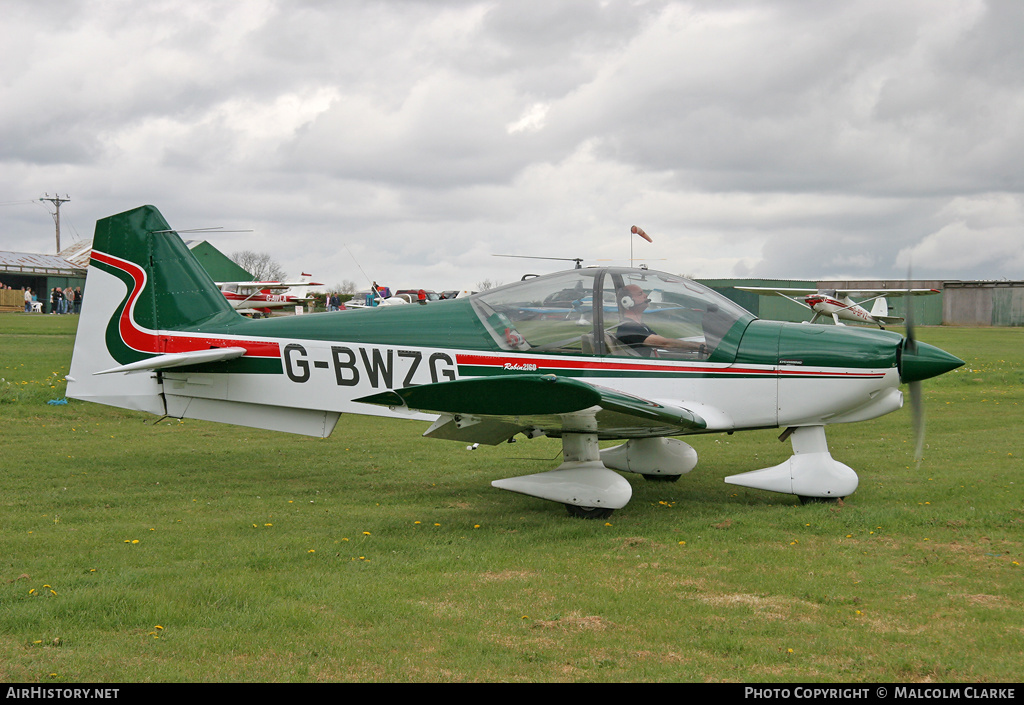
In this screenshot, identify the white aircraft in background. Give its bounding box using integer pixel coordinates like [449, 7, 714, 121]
[217, 274, 323, 317]
[736, 286, 940, 329]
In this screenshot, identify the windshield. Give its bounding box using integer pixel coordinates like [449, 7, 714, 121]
[472, 268, 754, 361]
[472, 270, 599, 354]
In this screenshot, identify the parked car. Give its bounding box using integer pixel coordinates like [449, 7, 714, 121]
[394, 289, 441, 304]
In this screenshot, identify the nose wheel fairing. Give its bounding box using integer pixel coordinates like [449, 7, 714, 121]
[723, 425, 858, 500]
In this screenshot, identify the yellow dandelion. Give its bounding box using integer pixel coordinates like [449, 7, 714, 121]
[363, 531, 371, 535]
[155, 625, 163, 630]
[308, 549, 315, 553]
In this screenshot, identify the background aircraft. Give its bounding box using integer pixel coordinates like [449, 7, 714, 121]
[67, 206, 963, 518]
[737, 286, 940, 328]
[217, 275, 323, 317]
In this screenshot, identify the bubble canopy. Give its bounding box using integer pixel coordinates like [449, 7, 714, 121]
[471, 268, 755, 362]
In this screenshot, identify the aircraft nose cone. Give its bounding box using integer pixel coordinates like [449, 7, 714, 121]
[900, 341, 964, 383]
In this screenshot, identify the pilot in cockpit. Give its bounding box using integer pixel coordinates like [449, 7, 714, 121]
[615, 284, 707, 358]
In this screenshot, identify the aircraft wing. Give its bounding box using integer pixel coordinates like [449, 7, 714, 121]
[734, 287, 815, 310]
[354, 374, 707, 444]
[218, 280, 324, 291]
[834, 288, 940, 297]
[735, 286, 817, 296]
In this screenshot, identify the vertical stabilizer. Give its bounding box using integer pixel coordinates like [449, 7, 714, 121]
[870, 297, 891, 317]
[67, 205, 240, 413]
[90, 205, 238, 332]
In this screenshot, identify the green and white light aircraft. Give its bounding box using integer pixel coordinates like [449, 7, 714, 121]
[67, 206, 964, 518]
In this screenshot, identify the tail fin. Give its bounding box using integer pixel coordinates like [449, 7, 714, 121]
[870, 297, 891, 317]
[91, 205, 238, 331]
[67, 205, 240, 413]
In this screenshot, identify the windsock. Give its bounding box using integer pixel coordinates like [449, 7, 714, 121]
[631, 225, 652, 243]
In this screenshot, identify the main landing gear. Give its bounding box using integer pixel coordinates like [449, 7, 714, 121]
[490, 426, 856, 517]
[490, 434, 699, 519]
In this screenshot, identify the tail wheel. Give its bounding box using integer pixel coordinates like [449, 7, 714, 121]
[564, 504, 614, 519]
[798, 496, 842, 505]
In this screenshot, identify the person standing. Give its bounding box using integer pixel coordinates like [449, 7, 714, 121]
[24, 287, 32, 313]
[74, 287, 82, 314]
[51, 287, 61, 314]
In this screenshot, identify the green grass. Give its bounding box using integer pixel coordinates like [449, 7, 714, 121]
[1, 314, 1021, 682]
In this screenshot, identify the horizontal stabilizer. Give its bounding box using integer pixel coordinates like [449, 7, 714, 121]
[95, 347, 248, 375]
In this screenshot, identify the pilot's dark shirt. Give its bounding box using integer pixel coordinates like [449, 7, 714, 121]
[616, 320, 656, 357]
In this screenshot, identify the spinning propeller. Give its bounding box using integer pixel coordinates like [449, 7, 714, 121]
[904, 288, 925, 462]
[897, 272, 962, 463]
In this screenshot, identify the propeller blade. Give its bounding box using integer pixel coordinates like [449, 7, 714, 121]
[910, 379, 925, 463]
[904, 265, 923, 463]
[904, 284, 917, 355]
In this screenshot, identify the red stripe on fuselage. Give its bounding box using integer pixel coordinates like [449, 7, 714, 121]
[455, 353, 884, 379]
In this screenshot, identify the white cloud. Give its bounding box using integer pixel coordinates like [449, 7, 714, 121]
[898, 194, 1024, 277]
[2, 0, 1024, 287]
[506, 103, 549, 134]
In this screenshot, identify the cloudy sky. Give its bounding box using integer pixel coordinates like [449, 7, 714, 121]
[2, 0, 1022, 290]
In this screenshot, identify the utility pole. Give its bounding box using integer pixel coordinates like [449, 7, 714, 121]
[39, 194, 70, 253]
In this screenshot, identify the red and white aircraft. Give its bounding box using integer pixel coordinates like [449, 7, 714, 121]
[217, 274, 323, 317]
[737, 286, 940, 329]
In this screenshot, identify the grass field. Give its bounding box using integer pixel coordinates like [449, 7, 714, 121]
[1, 314, 1021, 682]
